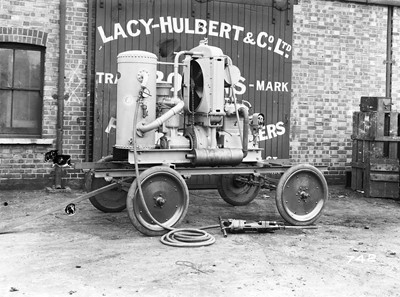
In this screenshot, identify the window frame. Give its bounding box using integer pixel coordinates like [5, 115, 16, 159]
[0, 42, 45, 138]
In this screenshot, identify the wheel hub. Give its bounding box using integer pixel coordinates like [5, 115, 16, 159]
[297, 187, 311, 201]
[154, 195, 166, 208]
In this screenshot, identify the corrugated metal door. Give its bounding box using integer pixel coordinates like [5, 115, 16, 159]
[93, 0, 293, 164]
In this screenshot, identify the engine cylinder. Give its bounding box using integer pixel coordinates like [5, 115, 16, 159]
[116, 51, 157, 149]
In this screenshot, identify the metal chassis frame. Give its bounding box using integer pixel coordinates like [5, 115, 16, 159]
[75, 159, 327, 179]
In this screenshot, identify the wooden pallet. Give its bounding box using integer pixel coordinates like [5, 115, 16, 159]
[351, 158, 399, 198]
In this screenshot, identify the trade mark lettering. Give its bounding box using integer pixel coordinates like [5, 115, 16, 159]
[256, 80, 289, 92]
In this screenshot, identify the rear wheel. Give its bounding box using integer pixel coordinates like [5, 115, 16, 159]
[87, 156, 129, 213]
[217, 174, 261, 206]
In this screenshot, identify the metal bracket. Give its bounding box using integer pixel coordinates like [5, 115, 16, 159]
[383, 59, 396, 65]
[287, 0, 291, 26]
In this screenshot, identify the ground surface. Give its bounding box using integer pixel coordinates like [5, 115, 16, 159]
[0, 185, 399, 297]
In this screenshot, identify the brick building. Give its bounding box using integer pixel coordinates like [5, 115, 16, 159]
[0, 0, 399, 189]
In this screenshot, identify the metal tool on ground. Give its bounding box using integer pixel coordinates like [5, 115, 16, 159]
[219, 217, 318, 237]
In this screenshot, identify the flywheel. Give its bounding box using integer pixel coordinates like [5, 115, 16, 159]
[87, 156, 129, 213]
[275, 164, 328, 226]
[217, 174, 261, 206]
[126, 166, 189, 236]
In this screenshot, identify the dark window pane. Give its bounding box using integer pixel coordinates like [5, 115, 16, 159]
[14, 50, 41, 89]
[0, 44, 44, 137]
[0, 48, 13, 88]
[0, 90, 12, 128]
[12, 91, 41, 128]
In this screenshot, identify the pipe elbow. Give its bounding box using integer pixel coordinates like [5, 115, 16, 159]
[137, 100, 184, 134]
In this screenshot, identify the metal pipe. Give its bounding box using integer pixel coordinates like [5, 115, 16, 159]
[237, 106, 249, 158]
[173, 51, 191, 99]
[137, 100, 184, 134]
[173, 50, 202, 99]
[55, 0, 67, 188]
[335, 0, 400, 6]
[386, 6, 393, 98]
[85, 0, 93, 162]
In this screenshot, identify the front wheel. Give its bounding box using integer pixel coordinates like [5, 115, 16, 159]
[126, 167, 189, 236]
[275, 164, 328, 226]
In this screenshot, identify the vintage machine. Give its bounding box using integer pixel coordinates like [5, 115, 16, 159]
[76, 42, 328, 238]
[0, 42, 328, 244]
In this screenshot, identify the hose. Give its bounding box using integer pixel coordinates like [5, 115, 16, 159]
[132, 89, 217, 247]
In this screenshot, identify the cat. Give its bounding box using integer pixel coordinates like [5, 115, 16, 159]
[44, 150, 72, 168]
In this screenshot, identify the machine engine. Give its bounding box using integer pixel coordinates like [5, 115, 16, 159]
[115, 42, 264, 166]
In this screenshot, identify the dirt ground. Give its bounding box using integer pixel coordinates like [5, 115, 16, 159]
[0, 184, 399, 297]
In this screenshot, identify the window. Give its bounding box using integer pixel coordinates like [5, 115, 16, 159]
[0, 43, 44, 137]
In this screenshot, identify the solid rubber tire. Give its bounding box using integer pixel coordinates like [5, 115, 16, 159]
[275, 164, 328, 226]
[217, 174, 261, 206]
[87, 156, 128, 213]
[126, 166, 189, 236]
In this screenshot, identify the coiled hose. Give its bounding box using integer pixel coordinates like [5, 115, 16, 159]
[132, 90, 217, 247]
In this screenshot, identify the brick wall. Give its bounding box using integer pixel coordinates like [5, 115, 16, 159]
[291, 0, 398, 183]
[0, 0, 89, 189]
[1, 0, 399, 188]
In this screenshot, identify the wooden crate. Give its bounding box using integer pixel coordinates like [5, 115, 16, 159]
[360, 97, 392, 112]
[352, 111, 400, 159]
[352, 111, 399, 140]
[352, 139, 400, 162]
[351, 158, 399, 198]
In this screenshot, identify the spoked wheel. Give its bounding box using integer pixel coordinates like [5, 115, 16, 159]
[87, 156, 129, 213]
[126, 166, 189, 236]
[217, 174, 261, 206]
[275, 164, 328, 226]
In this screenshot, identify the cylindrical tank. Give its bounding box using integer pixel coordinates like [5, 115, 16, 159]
[116, 51, 158, 149]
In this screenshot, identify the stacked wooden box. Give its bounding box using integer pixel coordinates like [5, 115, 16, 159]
[351, 97, 400, 198]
